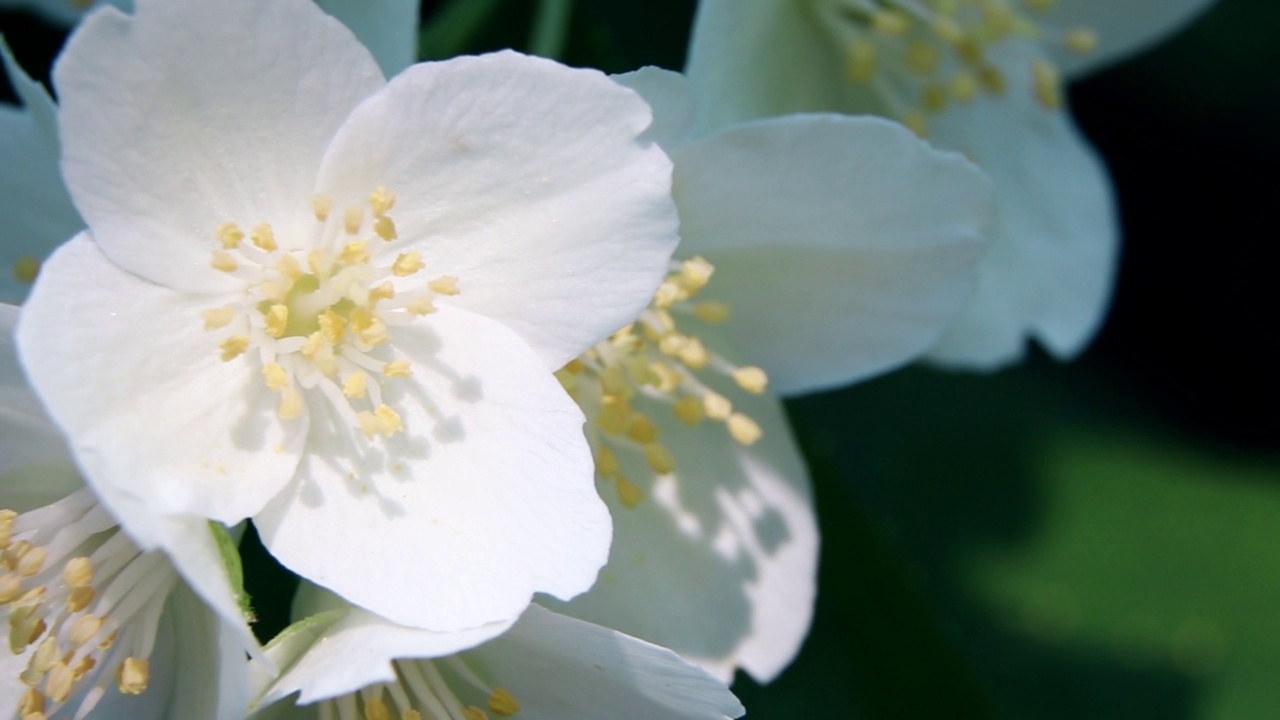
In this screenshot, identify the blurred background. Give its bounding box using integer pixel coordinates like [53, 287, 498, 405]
[2, 0, 1276, 717]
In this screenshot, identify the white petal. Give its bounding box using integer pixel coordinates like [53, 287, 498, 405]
[552, 323, 817, 683]
[256, 584, 514, 706]
[164, 583, 252, 720]
[613, 66, 700, 152]
[0, 41, 83, 305]
[0, 304, 82, 506]
[465, 604, 744, 719]
[316, 0, 420, 77]
[53, 0, 384, 294]
[926, 47, 1118, 368]
[254, 304, 610, 631]
[1048, 0, 1218, 78]
[674, 115, 990, 394]
[16, 236, 306, 546]
[684, 0, 846, 130]
[313, 51, 679, 368]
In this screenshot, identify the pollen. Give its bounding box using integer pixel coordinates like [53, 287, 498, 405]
[198, 186, 464, 441]
[488, 688, 521, 717]
[561, 256, 772, 510]
[826, 0, 1097, 131]
[12, 256, 40, 284]
[117, 657, 149, 694]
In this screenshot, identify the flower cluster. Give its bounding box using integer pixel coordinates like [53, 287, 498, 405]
[0, 0, 1213, 717]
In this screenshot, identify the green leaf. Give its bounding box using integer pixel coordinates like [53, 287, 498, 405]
[418, 0, 508, 60]
[208, 520, 255, 623]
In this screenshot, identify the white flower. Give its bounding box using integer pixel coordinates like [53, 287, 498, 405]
[0, 0, 423, 306]
[0, 303, 255, 720]
[542, 68, 990, 682]
[251, 584, 744, 720]
[685, 0, 1215, 369]
[16, 0, 679, 633]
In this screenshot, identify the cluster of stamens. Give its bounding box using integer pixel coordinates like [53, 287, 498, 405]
[203, 186, 460, 440]
[1, 490, 175, 719]
[557, 258, 768, 509]
[322, 657, 522, 720]
[822, 0, 1098, 135]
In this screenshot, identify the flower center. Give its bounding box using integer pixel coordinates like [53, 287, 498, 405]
[556, 258, 768, 509]
[1, 488, 178, 719]
[818, 0, 1098, 135]
[320, 656, 522, 720]
[201, 187, 461, 439]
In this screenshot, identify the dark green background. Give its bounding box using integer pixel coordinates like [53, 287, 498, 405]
[2, 1, 1276, 717]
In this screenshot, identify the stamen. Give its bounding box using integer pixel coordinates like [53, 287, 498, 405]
[12, 256, 40, 284]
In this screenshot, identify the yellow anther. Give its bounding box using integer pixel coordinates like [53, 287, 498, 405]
[67, 586, 94, 612]
[905, 41, 941, 75]
[264, 304, 289, 339]
[951, 71, 979, 103]
[982, 0, 1016, 38]
[373, 215, 398, 241]
[219, 336, 250, 362]
[263, 363, 289, 391]
[644, 443, 676, 475]
[215, 222, 244, 249]
[68, 614, 102, 647]
[340, 241, 370, 266]
[598, 396, 631, 435]
[462, 708, 488, 720]
[3, 539, 30, 570]
[727, 413, 763, 446]
[904, 110, 929, 137]
[673, 395, 706, 425]
[428, 275, 460, 296]
[358, 412, 382, 438]
[563, 358, 586, 375]
[201, 306, 236, 330]
[679, 257, 714, 292]
[872, 10, 910, 37]
[375, 406, 403, 435]
[62, 557, 92, 589]
[363, 697, 391, 720]
[29, 636, 58, 675]
[732, 366, 769, 394]
[312, 194, 333, 222]
[0, 574, 21, 603]
[279, 387, 304, 420]
[677, 337, 709, 369]
[625, 414, 660, 444]
[319, 310, 347, 344]
[616, 475, 645, 509]
[343, 372, 369, 399]
[1064, 27, 1098, 54]
[251, 223, 277, 252]
[405, 296, 437, 315]
[72, 654, 95, 680]
[932, 16, 966, 44]
[488, 688, 521, 718]
[117, 657, 149, 694]
[693, 300, 731, 324]
[703, 392, 732, 421]
[344, 206, 364, 235]
[308, 249, 331, 277]
[46, 662, 73, 702]
[649, 308, 676, 336]
[211, 249, 238, 273]
[271, 258, 301, 286]
[367, 283, 395, 305]
[596, 444, 620, 479]
[657, 333, 685, 357]
[978, 65, 1007, 94]
[403, 711, 424, 720]
[369, 186, 396, 216]
[12, 256, 39, 284]
[923, 83, 950, 114]
[16, 547, 44, 577]
[355, 315, 388, 347]
[1031, 58, 1062, 110]
[383, 360, 412, 378]
[392, 251, 424, 277]
[599, 365, 632, 398]
[653, 281, 686, 309]
[0, 509, 14, 548]
[955, 36, 984, 65]
[648, 362, 681, 393]
[18, 686, 43, 716]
